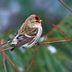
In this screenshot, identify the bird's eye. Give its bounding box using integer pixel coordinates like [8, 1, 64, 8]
[35, 16, 39, 20]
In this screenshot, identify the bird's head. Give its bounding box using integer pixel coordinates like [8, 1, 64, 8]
[26, 14, 42, 28]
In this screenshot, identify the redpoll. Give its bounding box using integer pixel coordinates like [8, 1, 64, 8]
[11, 14, 42, 48]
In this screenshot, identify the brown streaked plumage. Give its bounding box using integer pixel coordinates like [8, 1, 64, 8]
[11, 14, 42, 48]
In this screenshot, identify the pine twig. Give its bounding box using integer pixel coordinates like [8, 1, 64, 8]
[40, 38, 72, 45]
[2, 52, 15, 67]
[3, 52, 7, 72]
[1, 49, 19, 72]
[25, 59, 34, 72]
[52, 24, 68, 36]
[25, 48, 38, 72]
[26, 38, 72, 72]
[58, 0, 72, 13]
[0, 48, 13, 52]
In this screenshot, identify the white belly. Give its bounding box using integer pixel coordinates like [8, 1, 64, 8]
[22, 25, 42, 48]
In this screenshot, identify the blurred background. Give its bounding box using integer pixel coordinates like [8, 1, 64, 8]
[0, 0, 72, 72]
[0, 0, 71, 35]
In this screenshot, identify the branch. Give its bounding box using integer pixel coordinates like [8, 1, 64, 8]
[40, 38, 72, 45]
[26, 38, 72, 72]
[58, 0, 72, 13]
[25, 48, 38, 72]
[0, 38, 72, 52]
[3, 52, 7, 72]
[25, 59, 34, 72]
[1, 50, 19, 72]
[0, 48, 13, 52]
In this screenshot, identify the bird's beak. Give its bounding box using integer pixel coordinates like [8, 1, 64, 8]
[40, 20, 42, 22]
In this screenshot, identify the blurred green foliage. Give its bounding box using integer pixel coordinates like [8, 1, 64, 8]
[0, 0, 72, 72]
[0, 13, 72, 72]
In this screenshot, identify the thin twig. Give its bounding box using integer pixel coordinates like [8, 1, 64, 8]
[44, 24, 61, 37]
[58, 0, 72, 13]
[0, 48, 13, 52]
[0, 38, 72, 52]
[2, 51, 16, 67]
[0, 42, 10, 48]
[25, 59, 34, 72]
[1, 50, 19, 72]
[40, 38, 72, 45]
[52, 24, 68, 36]
[25, 48, 38, 72]
[0, 42, 7, 47]
[3, 52, 7, 72]
[25, 38, 72, 72]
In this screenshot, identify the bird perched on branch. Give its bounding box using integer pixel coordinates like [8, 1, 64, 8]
[11, 14, 42, 49]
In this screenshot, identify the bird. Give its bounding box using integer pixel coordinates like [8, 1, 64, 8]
[11, 14, 42, 49]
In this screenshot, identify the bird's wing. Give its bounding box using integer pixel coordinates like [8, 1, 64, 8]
[15, 28, 38, 48]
